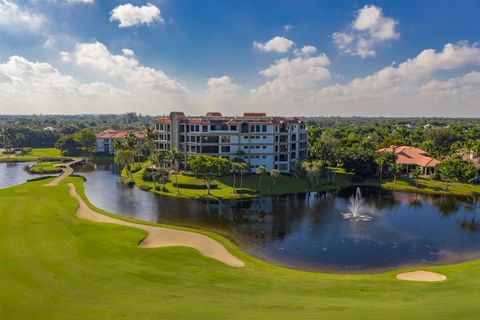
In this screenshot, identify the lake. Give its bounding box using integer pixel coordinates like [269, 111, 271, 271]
[77, 163, 480, 272]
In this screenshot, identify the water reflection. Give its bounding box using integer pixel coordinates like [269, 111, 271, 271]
[77, 163, 480, 272]
[0, 162, 43, 188]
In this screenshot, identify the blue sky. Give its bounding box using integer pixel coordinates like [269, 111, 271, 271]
[0, 0, 479, 116]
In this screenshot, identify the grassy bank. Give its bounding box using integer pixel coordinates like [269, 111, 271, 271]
[1, 177, 480, 319]
[127, 167, 353, 200]
[0, 148, 65, 163]
[27, 161, 63, 174]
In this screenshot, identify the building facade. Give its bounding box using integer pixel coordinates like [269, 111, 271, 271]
[155, 111, 308, 172]
[95, 129, 145, 155]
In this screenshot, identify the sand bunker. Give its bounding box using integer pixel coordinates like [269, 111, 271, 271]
[396, 270, 446, 282]
[67, 183, 245, 267]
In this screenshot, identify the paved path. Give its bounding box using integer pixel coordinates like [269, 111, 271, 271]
[43, 158, 83, 187]
[67, 183, 245, 267]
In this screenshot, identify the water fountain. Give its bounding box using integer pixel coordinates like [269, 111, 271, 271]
[341, 187, 373, 221]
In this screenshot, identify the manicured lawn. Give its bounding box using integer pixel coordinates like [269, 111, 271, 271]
[28, 161, 63, 174]
[359, 177, 480, 197]
[1, 177, 480, 319]
[0, 148, 64, 162]
[129, 166, 354, 200]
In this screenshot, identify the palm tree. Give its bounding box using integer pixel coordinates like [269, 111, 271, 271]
[114, 149, 135, 177]
[256, 165, 266, 191]
[144, 127, 157, 156]
[239, 162, 250, 189]
[150, 150, 169, 191]
[270, 169, 280, 191]
[168, 147, 184, 196]
[231, 162, 241, 194]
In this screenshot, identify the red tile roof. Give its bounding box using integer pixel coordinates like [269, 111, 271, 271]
[243, 112, 267, 117]
[96, 129, 145, 139]
[378, 145, 440, 168]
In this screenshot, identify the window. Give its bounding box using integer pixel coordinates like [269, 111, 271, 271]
[221, 136, 231, 143]
[195, 125, 199, 132]
[241, 123, 249, 133]
[202, 125, 208, 132]
[221, 146, 231, 153]
[230, 125, 237, 131]
[262, 125, 267, 132]
[262, 146, 266, 149]
[201, 146, 218, 153]
[202, 136, 219, 143]
[180, 125, 185, 132]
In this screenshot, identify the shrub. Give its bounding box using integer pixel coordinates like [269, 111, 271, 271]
[121, 177, 135, 188]
[139, 184, 152, 191]
[350, 175, 365, 183]
[431, 172, 441, 181]
[172, 183, 218, 190]
[22, 147, 32, 154]
[130, 163, 144, 174]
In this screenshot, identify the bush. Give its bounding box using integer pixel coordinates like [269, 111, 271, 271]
[431, 172, 441, 181]
[139, 184, 152, 191]
[172, 183, 218, 190]
[27, 175, 57, 182]
[121, 177, 135, 187]
[130, 163, 144, 174]
[154, 185, 168, 192]
[22, 147, 32, 154]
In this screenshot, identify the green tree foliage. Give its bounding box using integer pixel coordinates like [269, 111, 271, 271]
[341, 145, 377, 178]
[114, 149, 135, 177]
[270, 169, 280, 191]
[437, 155, 477, 189]
[255, 165, 266, 190]
[188, 155, 231, 195]
[55, 135, 82, 156]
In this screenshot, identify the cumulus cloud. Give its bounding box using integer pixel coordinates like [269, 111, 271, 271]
[70, 41, 186, 93]
[0, 0, 44, 33]
[253, 36, 294, 53]
[251, 46, 331, 104]
[204, 76, 242, 109]
[122, 48, 135, 57]
[110, 3, 163, 28]
[0, 55, 130, 114]
[250, 42, 480, 116]
[332, 5, 399, 58]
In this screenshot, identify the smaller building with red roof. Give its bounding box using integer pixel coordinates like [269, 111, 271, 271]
[95, 129, 145, 155]
[377, 145, 440, 175]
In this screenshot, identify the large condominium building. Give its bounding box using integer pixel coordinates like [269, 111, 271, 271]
[155, 111, 308, 172]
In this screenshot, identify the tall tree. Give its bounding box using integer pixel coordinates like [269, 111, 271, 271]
[255, 165, 266, 191]
[270, 169, 280, 191]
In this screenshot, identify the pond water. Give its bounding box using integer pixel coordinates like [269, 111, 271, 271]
[0, 162, 41, 188]
[77, 163, 480, 272]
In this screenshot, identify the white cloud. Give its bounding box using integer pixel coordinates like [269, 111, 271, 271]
[253, 36, 294, 53]
[251, 46, 331, 105]
[284, 24, 293, 32]
[0, 0, 43, 33]
[250, 42, 480, 116]
[110, 3, 163, 28]
[204, 76, 242, 109]
[71, 41, 186, 93]
[122, 48, 135, 57]
[0, 55, 131, 114]
[332, 5, 399, 58]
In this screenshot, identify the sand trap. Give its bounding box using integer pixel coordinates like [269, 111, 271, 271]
[67, 183, 245, 267]
[44, 159, 82, 187]
[396, 270, 446, 282]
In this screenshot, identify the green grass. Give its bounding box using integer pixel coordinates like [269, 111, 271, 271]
[0, 148, 64, 163]
[356, 177, 480, 197]
[129, 166, 354, 200]
[28, 161, 63, 174]
[2, 177, 480, 319]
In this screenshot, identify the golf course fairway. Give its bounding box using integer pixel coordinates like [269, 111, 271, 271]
[1, 177, 480, 319]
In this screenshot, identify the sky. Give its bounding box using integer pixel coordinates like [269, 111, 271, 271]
[0, 0, 479, 117]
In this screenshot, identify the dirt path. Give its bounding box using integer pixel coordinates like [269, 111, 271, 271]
[44, 158, 83, 187]
[67, 183, 245, 267]
[396, 270, 446, 282]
